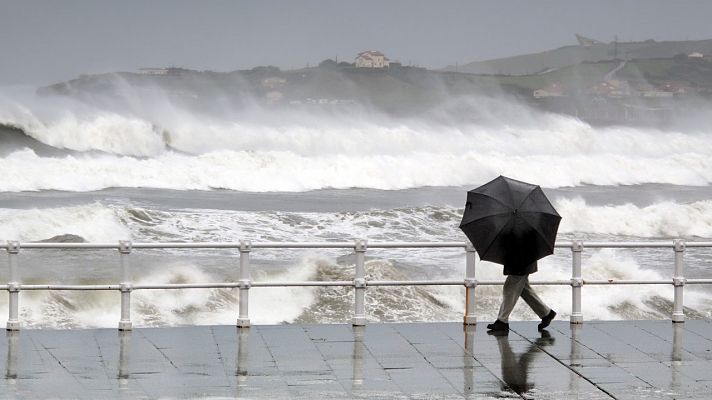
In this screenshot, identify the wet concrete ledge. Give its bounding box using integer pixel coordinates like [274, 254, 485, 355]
[1, 320, 711, 399]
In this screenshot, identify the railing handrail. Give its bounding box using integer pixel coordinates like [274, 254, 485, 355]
[6, 240, 712, 249]
[3, 238, 711, 331]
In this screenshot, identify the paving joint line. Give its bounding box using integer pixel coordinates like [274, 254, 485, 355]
[303, 326, 351, 394]
[93, 332, 112, 381]
[395, 328, 472, 397]
[138, 331, 180, 370]
[38, 342, 85, 388]
[209, 326, 230, 379]
[588, 322, 676, 388]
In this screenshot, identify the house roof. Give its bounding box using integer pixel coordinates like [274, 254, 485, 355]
[356, 50, 390, 60]
[358, 50, 385, 56]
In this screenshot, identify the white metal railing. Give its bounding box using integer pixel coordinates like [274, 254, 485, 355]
[3, 239, 712, 331]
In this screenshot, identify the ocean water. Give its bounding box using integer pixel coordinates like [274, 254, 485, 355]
[1, 85, 712, 328]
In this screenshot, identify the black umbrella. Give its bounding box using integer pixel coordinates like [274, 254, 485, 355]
[459, 176, 561, 273]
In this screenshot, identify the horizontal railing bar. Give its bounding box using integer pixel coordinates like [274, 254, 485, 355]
[367, 242, 466, 248]
[473, 279, 685, 285]
[13, 282, 355, 290]
[134, 283, 240, 289]
[16, 242, 259, 249]
[137, 281, 465, 288]
[476, 280, 570, 285]
[251, 242, 469, 249]
[579, 242, 677, 248]
[7, 278, 712, 291]
[3, 278, 708, 291]
[134, 243, 260, 249]
[7, 240, 712, 251]
[13, 242, 469, 250]
[583, 280, 670, 285]
[10, 242, 463, 250]
[18, 243, 120, 249]
[8, 281, 527, 289]
[251, 242, 352, 249]
[134, 281, 355, 289]
[251, 281, 353, 287]
[21, 285, 120, 290]
[684, 242, 712, 247]
[368, 280, 462, 286]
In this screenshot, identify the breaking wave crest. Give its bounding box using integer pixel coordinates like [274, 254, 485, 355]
[0, 203, 130, 242]
[556, 198, 712, 238]
[2, 87, 712, 192]
[4, 198, 712, 245]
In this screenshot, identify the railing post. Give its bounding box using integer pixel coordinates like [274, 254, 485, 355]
[237, 240, 251, 328]
[463, 241, 477, 325]
[6, 241, 20, 331]
[352, 239, 367, 326]
[672, 239, 685, 323]
[570, 240, 584, 324]
[118, 240, 132, 331]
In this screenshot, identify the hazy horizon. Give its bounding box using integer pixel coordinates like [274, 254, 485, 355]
[4, 0, 712, 86]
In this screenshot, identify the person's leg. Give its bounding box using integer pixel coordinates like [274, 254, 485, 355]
[520, 277, 551, 318]
[520, 276, 557, 330]
[497, 275, 527, 323]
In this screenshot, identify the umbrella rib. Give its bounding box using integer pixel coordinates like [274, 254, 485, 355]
[515, 185, 537, 209]
[520, 187, 560, 216]
[461, 210, 513, 226]
[468, 192, 512, 210]
[504, 182, 517, 209]
[479, 217, 513, 261]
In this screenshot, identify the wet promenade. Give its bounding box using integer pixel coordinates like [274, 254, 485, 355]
[1, 320, 711, 399]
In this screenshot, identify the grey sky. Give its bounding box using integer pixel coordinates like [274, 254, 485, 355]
[3, 0, 712, 85]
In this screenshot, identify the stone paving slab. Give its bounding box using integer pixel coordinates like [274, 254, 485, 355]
[0, 321, 711, 398]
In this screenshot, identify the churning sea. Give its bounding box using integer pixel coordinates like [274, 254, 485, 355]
[1, 86, 712, 328]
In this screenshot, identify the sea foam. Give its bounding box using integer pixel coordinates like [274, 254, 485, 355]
[2, 89, 712, 192]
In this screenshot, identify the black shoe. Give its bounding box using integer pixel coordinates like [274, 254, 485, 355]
[486, 320, 509, 331]
[538, 310, 556, 331]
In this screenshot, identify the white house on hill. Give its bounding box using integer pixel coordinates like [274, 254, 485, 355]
[355, 51, 390, 68]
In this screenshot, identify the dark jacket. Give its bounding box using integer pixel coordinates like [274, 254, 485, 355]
[503, 261, 537, 276]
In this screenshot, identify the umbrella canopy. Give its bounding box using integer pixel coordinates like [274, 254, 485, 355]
[459, 176, 561, 273]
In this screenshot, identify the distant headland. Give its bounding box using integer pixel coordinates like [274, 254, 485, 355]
[39, 36, 712, 126]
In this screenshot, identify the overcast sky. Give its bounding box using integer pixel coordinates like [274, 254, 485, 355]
[3, 0, 712, 85]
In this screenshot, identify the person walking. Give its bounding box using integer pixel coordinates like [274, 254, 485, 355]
[459, 176, 561, 333]
[486, 260, 556, 332]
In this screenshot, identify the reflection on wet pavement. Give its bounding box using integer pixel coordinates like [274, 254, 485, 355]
[490, 330, 555, 395]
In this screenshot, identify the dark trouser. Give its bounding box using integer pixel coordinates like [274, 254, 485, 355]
[497, 275, 551, 323]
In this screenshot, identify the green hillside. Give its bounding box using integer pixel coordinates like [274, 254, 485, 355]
[492, 62, 613, 90]
[448, 38, 712, 76]
[38, 52, 712, 128]
[484, 57, 712, 93]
